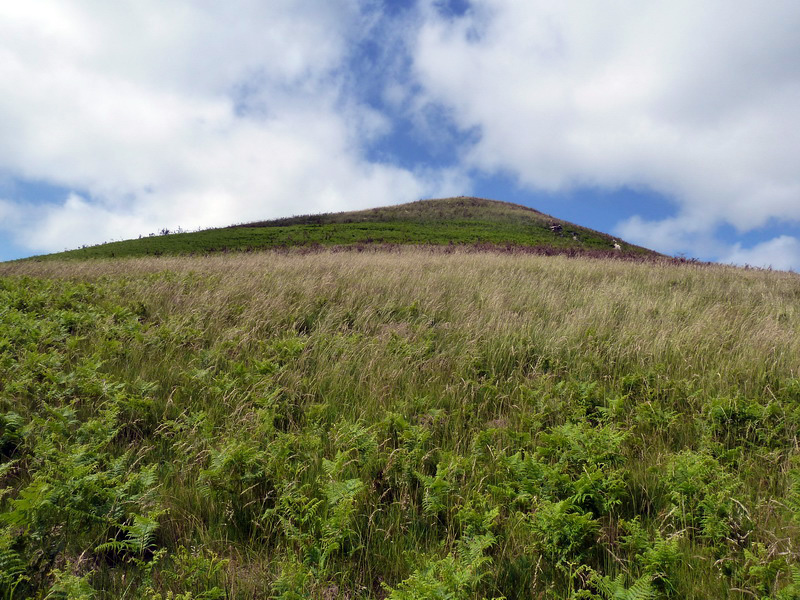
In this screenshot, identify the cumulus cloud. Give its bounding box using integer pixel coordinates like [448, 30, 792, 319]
[0, 1, 465, 254]
[721, 236, 800, 271]
[613, 213, 731, 260]
[3, 1, 798, 264]
[411, 1, 800, 256]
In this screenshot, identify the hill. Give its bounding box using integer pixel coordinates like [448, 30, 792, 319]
[24, 196, 657, 260]
[1, 249, 799, 598]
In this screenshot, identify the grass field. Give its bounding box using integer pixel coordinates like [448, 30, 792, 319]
[23, 198, 655, 261]
[1, 249, 799, 599]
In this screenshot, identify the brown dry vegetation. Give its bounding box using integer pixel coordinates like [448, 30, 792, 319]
[5, 249, 796, 393]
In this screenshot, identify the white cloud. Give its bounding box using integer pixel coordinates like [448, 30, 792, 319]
[613, 213, 725, 259]
[721, 236, 800, 271]
[0, 1, 463, 254]
[411, 1, 800, 256]
[4, 1, 798, 262]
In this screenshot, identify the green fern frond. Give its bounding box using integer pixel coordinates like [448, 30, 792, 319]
[592, 573, 655, 600]
[96, 512, 161, 557]
[0, 547, 27, 589]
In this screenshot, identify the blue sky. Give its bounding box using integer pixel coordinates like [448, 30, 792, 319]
[1, 1, 799, 268]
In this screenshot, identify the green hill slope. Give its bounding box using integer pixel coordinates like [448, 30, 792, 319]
[1, 252, 799, 598]
[26, 196, 657, 260]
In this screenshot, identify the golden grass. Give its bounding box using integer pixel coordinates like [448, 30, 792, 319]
[5, 249, 798, 397]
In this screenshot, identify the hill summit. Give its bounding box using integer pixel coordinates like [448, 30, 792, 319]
[28, 196, 656, 260]
[240, 196, 550, 228]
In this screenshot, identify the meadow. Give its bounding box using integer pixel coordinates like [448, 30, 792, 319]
[1, 248, 799, 599]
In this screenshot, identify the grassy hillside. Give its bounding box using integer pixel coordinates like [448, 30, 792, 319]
[26, 197, 656, 260]
[1, 250, 799, 599]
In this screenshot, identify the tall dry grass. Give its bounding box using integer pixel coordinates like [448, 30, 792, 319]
[5, 249, 798, 395]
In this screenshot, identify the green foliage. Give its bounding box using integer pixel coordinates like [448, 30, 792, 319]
[1, 250, 799, 598]
[0, 529, 28, 599]
[589, 573, 655, 600]
[735, 542, 789, 598]
[383, 534, 502, 600]
[0, 412, 24, 460]
[198, 438, 274, 535]
[775, 566, 800, 600]
[663, 451, 751, 548]
[788, 462, 800, 524]
[619, 517, 684, 596]
[708, 395, 788, 449]
[527, 499, 600, 570]
[44, 566, 97, 600]
[143, 546, 227, 600]
[95, 511, 163, 556]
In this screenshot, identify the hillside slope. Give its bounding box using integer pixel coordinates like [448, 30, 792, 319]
[24, 196, 657, 260]
[1, 252, 798, 598]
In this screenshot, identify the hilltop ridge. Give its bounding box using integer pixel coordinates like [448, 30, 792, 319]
[21, 196, 658, 260]
[235, 196, 548, 227]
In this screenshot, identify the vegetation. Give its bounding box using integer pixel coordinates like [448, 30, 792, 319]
[22, 198, 655, 261]
[1, 248, 799, 599]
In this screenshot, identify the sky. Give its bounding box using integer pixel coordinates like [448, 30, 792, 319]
[1, 1, 799, 269]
